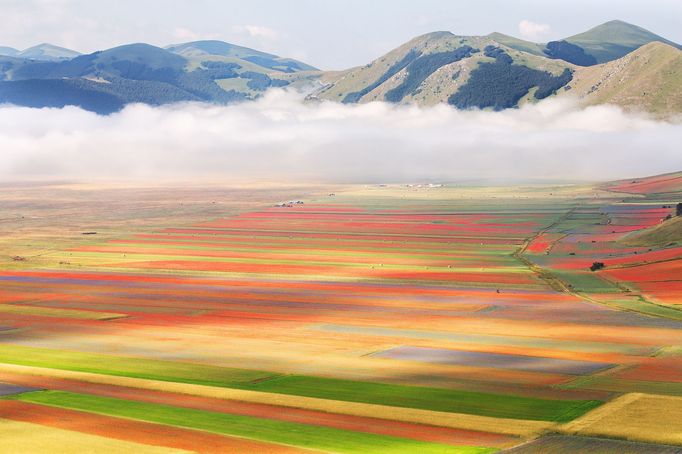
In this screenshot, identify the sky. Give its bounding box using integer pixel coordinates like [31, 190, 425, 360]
[1, 0, 681, 69]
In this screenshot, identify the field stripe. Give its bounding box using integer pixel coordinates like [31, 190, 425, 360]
[560, 392, 642, 433]
[0, 370, 518, 448]
[0, 363, 552, 437]
[0, 304, 126, 320]
[14, 391, 495, 454]
[0, 418, 193, 454]
[559, 393, 682, 446]
[0, 400, 308, 454]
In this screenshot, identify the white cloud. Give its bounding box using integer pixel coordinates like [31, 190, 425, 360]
[0, 91, 680, 182]
[226, 25, 282, 54]
[243, 25, 279, 40]
[171, 27, 221, 42]
[518, 19, 551, 41]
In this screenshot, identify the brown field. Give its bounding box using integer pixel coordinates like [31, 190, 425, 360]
[0, 400, 308, 453]
[0, 418, 193, 454]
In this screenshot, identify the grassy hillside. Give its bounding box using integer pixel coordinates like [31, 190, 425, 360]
[565, 20, 680, 63]
[314, 26, 681, 117]
[625, 216, 682, 247]
[18, 43, 81, 61]
[0, 46, 19, 57]
[487, 33, 546, 56]
[0, 41, 317, 113]
[314, 32, 572, 108]
[167, 40, 317, 73]
[2, 21, 680, 114]
[562, 42, 682, 116]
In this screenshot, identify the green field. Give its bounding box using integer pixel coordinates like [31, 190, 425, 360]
[12, 391, 494, 454]
[0, 344, 275, 387]
[247, 375, 602, 423]
[0, 344, 600, 421]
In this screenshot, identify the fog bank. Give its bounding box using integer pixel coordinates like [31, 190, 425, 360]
[0, 90, 680, 183]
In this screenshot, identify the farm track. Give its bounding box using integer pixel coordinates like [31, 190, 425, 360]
[517, 201, 682, 321]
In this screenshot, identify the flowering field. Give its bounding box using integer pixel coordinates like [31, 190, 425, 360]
[0, 181, 680, 452]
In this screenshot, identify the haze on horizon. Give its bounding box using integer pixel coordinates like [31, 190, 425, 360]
[2, 0, 682, 70]
[1, 93, 681, 183]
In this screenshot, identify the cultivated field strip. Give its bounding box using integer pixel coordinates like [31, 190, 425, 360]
[1, 184, 681, 451]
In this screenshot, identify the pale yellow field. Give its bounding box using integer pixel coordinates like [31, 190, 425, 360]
[561, 392, 682, 445]
[0, 419, 193, 454]
[0, 304, 125, 320]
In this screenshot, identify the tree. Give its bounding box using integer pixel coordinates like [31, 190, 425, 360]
[677, 203, 682, 216]
[590, 262, 605, 272]
[544, 41, 597, 66]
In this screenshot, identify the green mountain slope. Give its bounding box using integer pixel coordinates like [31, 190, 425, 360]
[314, 21, 681, 115]
[561, 42, 682, 116]
[486, 33, 545, 56]
[0, 46, 19, 57]
[18, 43, 81, 61]
[0, 41, 317, 113]
[625, 216, 682, 247]
[314, 32, 573, 108]
[565, 20, 681, 63]
[167, 40, 317, 73]
[0, 20, 679, 115]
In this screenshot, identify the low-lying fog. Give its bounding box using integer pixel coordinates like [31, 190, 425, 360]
[1, 90, 680, 183]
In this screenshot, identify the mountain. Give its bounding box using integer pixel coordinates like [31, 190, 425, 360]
[166, 40, 317, 72]
[485, 33, 545, 56]
[313, 21, 681, 114]
[487, 21, 680, 67]
[562, 20, 680, 64]
[313, 31, 573, 109]
[559, 42, 682, 117]
[0, 41, 317, 113]
[0, 46, 19, 57]
[18, 43, 81, 61]
[0, 21, 680, 115]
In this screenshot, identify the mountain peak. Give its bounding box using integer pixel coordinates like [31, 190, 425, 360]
[166, 40, 317, 72]
[0, 46, 19, 57]
[562, 38, 682, 117]
[165, 40, 274, 59]
[564, 20, 679, 63]
[19, 43, 80, 61]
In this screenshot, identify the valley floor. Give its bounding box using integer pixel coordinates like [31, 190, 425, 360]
[0, 177, 681, 453]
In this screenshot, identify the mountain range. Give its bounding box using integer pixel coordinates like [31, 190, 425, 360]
[0, 20, 680, 116]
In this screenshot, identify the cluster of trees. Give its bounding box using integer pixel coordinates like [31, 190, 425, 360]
[110, 61, 181, 83]
[544, 41, 597, 66]
[104, 78, 198, 104]
[448, 46, 573, 110]
[384, 46, 478, 102]
[237, 71, 286, 91]
[177, 71, 247, 102]
[243, 55, 306, 73]
[0, 78, 124, 114]
[590, 262, 606, 272]
[343, 49, 422, 103]
[0, 71, 250, 114]
[200, 61, 241, 79]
